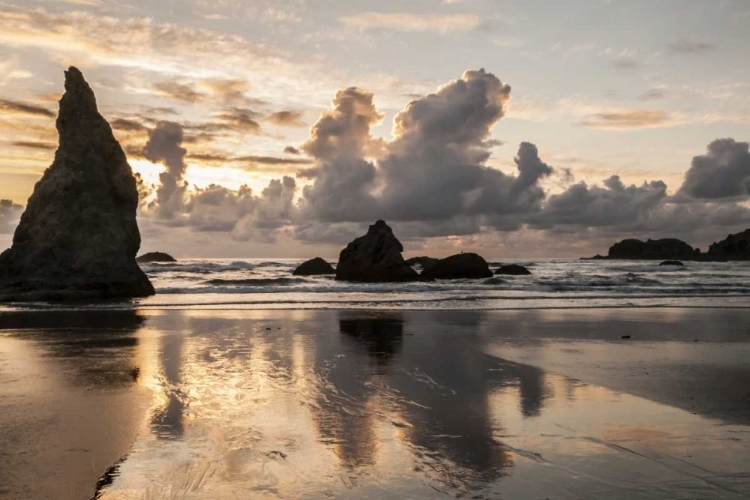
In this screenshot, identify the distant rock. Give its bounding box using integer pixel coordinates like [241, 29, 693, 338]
[335, 220, 418, 282]
[293, 257, 335, 275]
[581, 254, 606, 260]
[420, 253, 493, 280]
[0, 67, 154, 301]
[405, 256, 439, 270]
[495, 264, 531, 276]
[706, 228, 750, 261]
[483, 277, 506, 285]
[607, 238, 699, 260]
[659, 260, 684, 267]
[137, 252, 176, 263]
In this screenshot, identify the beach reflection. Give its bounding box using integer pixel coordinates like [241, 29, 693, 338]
[95, 310, 750, 499]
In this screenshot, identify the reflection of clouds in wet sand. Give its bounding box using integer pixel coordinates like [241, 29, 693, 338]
[95, 310, 750, 500]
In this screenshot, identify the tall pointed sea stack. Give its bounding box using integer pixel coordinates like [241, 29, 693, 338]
[0, 67, 154, 301]
[336, 220, 418, 282]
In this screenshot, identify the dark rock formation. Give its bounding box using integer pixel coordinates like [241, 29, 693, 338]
[495, 264, 532, 276]
[293, 257, 335, 275]
[607, 238, 699, 260]
[659, 260, 684, 267]
[580, 254, 606, 260]
[420, 253, 493, 280]
[483, 277, 506, 285]
[706, 229, 750, 261]
[405, 256, 439, 269]
[335, 220, 418, 282]
[0, 67, 154, 301]
[136, 252, 176, 263]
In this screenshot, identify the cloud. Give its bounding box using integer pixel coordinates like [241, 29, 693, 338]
[582, 110, 675, 130]
[678, 138, 750, 199]
[284, 146, 301, 155]
[213, 108, 263, 134]
[143, 121, 188, 217]
[112, 118, 149, 132]
[0, 199, 23, 234]
[340, 12, 481, 33]
[667, 39, 715, 54]
[266, 110, 306, 127]
[0, 98, 55, 118]
[153, 80, 205, 103]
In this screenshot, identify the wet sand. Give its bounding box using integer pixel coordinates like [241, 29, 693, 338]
[1, 308, 749, 499]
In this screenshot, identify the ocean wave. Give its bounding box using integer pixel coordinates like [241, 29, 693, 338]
[205, 277, 306, 286]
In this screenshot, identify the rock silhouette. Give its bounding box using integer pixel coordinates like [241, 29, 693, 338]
[405, 256, 439, 270]
[335, 220, 418, 282]
[293, 257, 335, 275]
[0, 67, 154, 301]
[420, 253, 493, 280]
[707, 229, 750, 261]
[659, 260, 684, 267]
[495, 264, 532, 276]
[136, 252, 176, 263]
[607, 238, 699, 260]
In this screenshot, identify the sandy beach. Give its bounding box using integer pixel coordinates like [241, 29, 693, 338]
[1, 307, 749, 499]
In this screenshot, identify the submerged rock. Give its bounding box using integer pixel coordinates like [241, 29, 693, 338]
[607, 238, 698, 260]
[483, 277, 506, 285]
[137, 252, 176, 263]
[420, 253, 493, 280]
[659, 260, 684, 267]
[706, 228, 750, 261]
[335, 220, 418, 282]
[495, 264, 532, 276]
[405, 256, 439, 270]
[292, 257, 335, 275]
[0, 67, 154, 301]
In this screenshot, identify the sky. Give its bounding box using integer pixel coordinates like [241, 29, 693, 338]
[1, 0, 750, 258]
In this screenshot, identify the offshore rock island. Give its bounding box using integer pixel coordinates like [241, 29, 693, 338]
[0, 67, 153, 301]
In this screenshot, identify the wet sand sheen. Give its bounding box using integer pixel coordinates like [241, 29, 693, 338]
[1, 308, 749, 499]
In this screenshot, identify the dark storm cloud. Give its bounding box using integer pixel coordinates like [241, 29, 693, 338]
[266, 110, 306, 127]
[678, 139, 750, 199]
[0, 199, 23, 234]
[143, 121, 188, 217]
[0, 98, 54, 118]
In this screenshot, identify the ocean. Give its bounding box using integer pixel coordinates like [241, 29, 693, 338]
[4, 258, 748, 311]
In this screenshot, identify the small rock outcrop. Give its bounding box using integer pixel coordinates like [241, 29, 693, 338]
[607, 238, 699, 260]
[335, 220, 418, 282]
[483, 277, 506, 285]
[659, 260, 684, 267]
[580, 254, 606, 260]
[293, 257, 335, 275]
[495, 264, 532, 276]
[420, 253, 493, 280]
[706, 229, 750, 261]
[137, 252, 176, 263]
[0, 67, 154, 301]
[405, 256, 439, 270]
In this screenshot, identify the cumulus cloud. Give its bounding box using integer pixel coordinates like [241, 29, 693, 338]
[678, 138, 750, 199]
[0, 199, 23, 234]
[143, 121, 188, 217]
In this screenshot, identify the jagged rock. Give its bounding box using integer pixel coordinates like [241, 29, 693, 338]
[580, 254, 606, 260]
[137, 252, 176, 263]
[335, 220, 418, 282]
[706, 228, 750, 261]
[607, 238, 699, 260]
[495, 264, 531, 276]
[0, 67, 154, 301]
[420, 253, 493, 280]
[405, 256, 439, 269]
[659, 260, 684, 267]
[292, 257, 335, 275]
